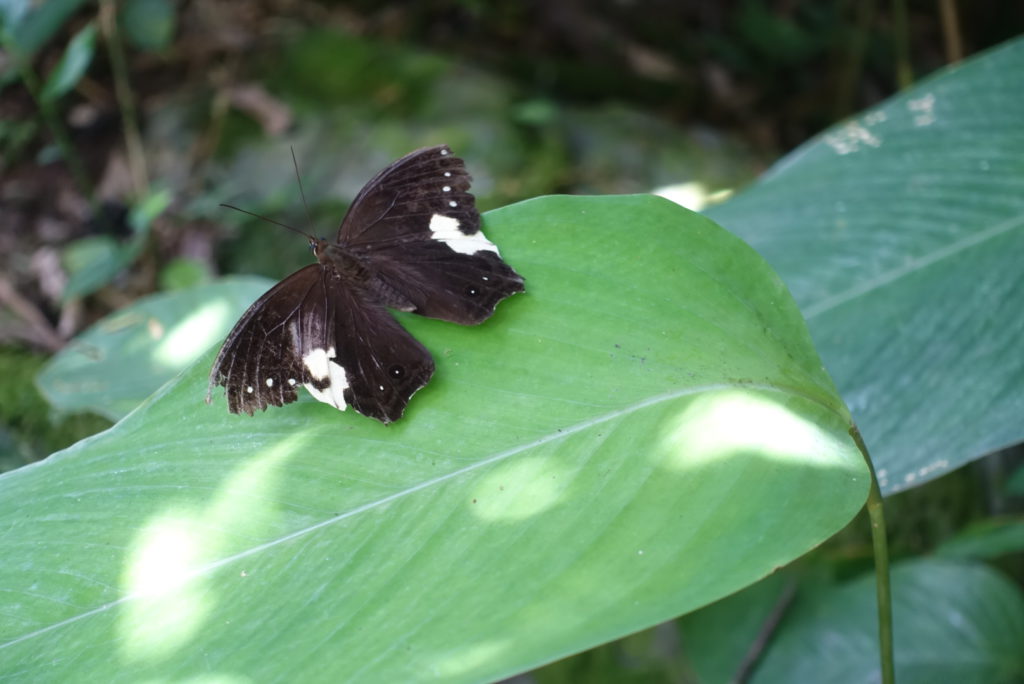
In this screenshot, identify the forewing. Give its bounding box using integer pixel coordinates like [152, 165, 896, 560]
[338, 145, 477, 247]
[208, 265, 434, 423]
[339, 144, 525, 324]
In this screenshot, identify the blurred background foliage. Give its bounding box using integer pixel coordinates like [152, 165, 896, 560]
[1, 0, 1022, 681]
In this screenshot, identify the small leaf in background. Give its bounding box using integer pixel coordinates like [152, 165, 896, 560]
[37, 276, 272, 420]
[61, 234, 123, 301]
[128, 186, 172, 234]
[122, 186, 172, 258]
[60, 189, 172, 301]
[119, 0, 175, 52]
[0, 0, 30, 29]
[0, 0, 89, 84]
[748, 560, 1024, 683]
[935, 518, 1024, 561]
[39, 21, 95, 102]
[677, 570, 797, 684]
[158, 257, 210, 291]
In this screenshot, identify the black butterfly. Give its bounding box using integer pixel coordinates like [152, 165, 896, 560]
[207, 145, 524, 423]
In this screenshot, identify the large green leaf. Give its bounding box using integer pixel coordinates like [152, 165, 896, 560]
[747, 559, 1024, 683]
[706, 37, 1024, 493]
[36, 276, 273, 420]
[0, 195, 867, 681]
[677, 568, 797, 683]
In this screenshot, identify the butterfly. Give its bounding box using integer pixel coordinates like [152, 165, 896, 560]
[207, 145, 524, 423]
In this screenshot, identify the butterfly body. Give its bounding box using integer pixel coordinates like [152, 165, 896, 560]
[208, 145, 523, 424]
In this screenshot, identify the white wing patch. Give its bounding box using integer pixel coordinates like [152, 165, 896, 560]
[429, 214, 499, 256]
[303, 346, 335, 381]
[302, 346, 350, 411]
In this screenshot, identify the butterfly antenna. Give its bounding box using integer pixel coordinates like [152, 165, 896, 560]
[219, 203, 315, 241]
[291, 146, 315, 233]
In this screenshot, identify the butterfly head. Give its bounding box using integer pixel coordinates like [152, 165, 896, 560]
[310, 237, 332, 260]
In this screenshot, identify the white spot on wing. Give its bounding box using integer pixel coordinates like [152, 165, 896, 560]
[265, 378, 274, 388]
[303, 346, 336, 381]
[444, 171, 452, 177]
[288, 378, 296, 386]
[246, 386, 253, 393]
[429, 214, 499, 255]
[440, 149, 449, 156]
[304, 360, 350, 411]
[443, 185, 451, 192]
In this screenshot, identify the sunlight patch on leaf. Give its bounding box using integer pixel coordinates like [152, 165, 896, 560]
[119, 510, 211, 661]
[118, 433, 308, 663]
[153, 299, 234, 368]
[429, 639, 511, 680]
[470, 456, 572, 522]
[657, 389, 853, 471]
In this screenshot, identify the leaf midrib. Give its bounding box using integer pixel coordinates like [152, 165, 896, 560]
[803, 211, 1023, 319]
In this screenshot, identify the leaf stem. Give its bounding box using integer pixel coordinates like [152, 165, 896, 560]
[732, 577, 798, 684]
[850, 424, 894, 684]
[891, 0, 913, 88]
[938, 0, 963, 63]
[99, 0, 149, 195]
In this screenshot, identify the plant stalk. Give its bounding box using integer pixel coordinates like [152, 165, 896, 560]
[938, 0, 963, 63]
[891, 0, 913, 88]
[850, 424, 894, 684]
[99, 0, 149, 195]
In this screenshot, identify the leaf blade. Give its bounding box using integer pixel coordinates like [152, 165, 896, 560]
[1, 195, 867, 681]
[39, 21, 96, 102]
[706, 38, 1024, 492]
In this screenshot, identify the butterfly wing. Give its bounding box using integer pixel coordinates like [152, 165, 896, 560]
[208, 264, 434, 423]
[337, 145, 524, 325]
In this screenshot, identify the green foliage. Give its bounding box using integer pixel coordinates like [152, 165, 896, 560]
[38, 21, 95, 101]
[119, 0, 175, 52]
[0, 348, 110, 472]
[2, 195, 868, 681]
[0, 0, 90, 87]
[61, 188, 172, 300]
[936, 519, 1024, 561]
[706, 37, 1024, 495]
[681, 559, 1024, 682]
[158, 257, 212, 291]
[61, 234, 124, 300]
[37, 276, 272, 420]
[0, 117, 37, 166]
[8, 17, 1024, 682]
[1010, 464, 1024, 497]
[751, 560, 1024, 683]
[274, 30, 448, 114]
